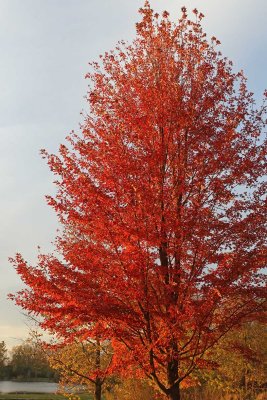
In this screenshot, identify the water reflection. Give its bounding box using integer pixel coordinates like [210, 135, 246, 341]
[0, 381, 58, 393]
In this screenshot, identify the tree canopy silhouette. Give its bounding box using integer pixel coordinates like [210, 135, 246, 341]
[11, 3, 267, 400]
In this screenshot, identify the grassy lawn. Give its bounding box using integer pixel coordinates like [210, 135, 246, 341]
[0, 394, 93, 400]
[0, 395, 65, 400]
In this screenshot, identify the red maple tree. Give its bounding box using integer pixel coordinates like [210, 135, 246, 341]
[10, 3, 267, 400]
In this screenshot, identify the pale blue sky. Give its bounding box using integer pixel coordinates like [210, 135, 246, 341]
[1, 0, 266, 349]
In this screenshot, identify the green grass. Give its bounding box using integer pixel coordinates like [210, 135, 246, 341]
[0, 395, 65, 400]
[0, 394, 93, 400]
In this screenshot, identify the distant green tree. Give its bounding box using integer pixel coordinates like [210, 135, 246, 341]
[0, 341, 7, 379]
[9, 339, 56, 381]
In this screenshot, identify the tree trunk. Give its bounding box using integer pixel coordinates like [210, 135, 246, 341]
[167, 383, 180, 400]
[167, 340, 180, 400]
[94, 337, 102, 400]
[94, 378, 102, 400]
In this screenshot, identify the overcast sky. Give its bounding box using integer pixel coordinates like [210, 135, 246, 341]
[0, 0, 266, 350]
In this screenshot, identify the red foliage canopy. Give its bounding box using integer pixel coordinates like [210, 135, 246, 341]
[10, 3, 267, 399]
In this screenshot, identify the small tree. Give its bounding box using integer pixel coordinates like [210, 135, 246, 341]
[11, 3, 266, 400]
[203, 322, 267, 399]
[48, 339, 113, 400]
[182, 322, 267, 400]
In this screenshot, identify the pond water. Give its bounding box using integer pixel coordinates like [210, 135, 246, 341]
[0, 381, 58, 393]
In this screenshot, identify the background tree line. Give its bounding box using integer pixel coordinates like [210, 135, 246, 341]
[0, 339, 57, 381]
